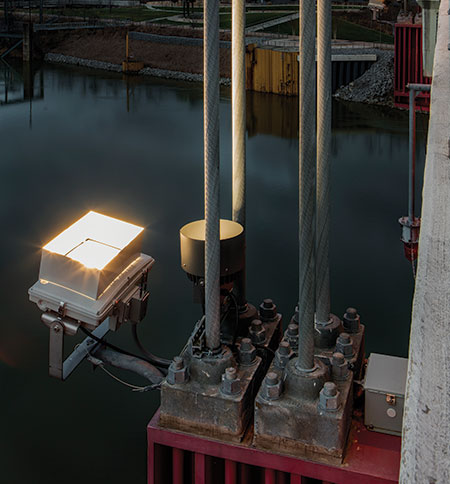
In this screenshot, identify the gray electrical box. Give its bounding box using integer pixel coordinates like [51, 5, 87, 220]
[364, 353, 408, 436]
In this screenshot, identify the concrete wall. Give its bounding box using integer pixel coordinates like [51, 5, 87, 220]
[400, 0, 450, 483]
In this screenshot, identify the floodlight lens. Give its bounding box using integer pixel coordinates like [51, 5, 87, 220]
[43, 211, 144, 270]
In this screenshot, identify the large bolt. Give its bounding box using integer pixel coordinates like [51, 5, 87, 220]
[167, 356, 189, 385]
[332, 352, 349, 380]
[285, 323, 299, 350]
[319, 382, 340, 411]
[225, 367, 237, 380]
[239, 337, 257, 366]
[262, 371, 283, 400]
[221, 367, 241, 395]
[336, 332, 354, 359]
[343, 307, 360, 333]
[259, 298, 277, 321]
[249, 319, 266, 344]
[274, 341, 292, 369]
[323, 381, 338, 396]
[173, 356, 184, 370]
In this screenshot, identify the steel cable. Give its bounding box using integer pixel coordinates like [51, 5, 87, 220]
[316, 0, 332, 324]
[297, 0, 316, 371]
[204, 0, 221, 350]
[232, 0, 246, 227]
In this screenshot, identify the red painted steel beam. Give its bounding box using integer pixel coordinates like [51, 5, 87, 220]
[148, 409, 400, 484]
[225, 459, 237, 484]
[173, 448, 184, 484]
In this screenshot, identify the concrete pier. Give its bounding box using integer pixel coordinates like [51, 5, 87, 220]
[400, 0, 450, 482]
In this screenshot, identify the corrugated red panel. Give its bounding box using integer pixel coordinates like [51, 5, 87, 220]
[148, 409, 400, 484]
[394, 23, 431, 111]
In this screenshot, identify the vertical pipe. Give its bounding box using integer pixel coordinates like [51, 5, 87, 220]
[39, 0, 43, 24]
[126, 32, 129, 60]
[408, 88, 416, 223]
[172, 448, 184, 484]
[297, 0, 316, 371]
[232, 0, 247, 308]
[316, 0, 332, 323]
[204, 0, 221, 350]
[225, 460, 237, 484]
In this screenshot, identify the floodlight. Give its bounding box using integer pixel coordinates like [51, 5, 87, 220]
[29, 211, 154, 379]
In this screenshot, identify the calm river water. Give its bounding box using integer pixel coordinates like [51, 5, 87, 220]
[0, 62, 427, 483]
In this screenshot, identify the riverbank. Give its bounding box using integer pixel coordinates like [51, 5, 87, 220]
[44, 52, 231, 85]
[334, 51, 395, 108]
[1, 23, 395, 107]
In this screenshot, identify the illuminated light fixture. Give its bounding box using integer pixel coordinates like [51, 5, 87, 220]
[29, 211, 154, 379]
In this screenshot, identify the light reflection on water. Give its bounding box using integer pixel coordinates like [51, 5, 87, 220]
[0, 62, 427, 483]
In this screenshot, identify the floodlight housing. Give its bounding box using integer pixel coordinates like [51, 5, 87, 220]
[29, 211, 154, 328]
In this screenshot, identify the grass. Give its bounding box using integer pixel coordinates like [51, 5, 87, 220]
[219, 12, 291, 29]
[265, 17, 394, 44]
[39, 7, 179, 22]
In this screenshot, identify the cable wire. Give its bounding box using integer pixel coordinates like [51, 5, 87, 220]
[131, 323, 171, 369]
[97, 363, 161, 392]
[79, 326, 168, 373]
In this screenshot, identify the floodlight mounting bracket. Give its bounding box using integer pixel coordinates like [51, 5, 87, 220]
[42, 311, 109, 380]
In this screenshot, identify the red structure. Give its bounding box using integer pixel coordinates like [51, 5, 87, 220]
[148, 410, 400, 484]
[394, 23, 431, 111]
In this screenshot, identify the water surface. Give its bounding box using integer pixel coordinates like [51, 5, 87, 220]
[0, 62, 427, 483]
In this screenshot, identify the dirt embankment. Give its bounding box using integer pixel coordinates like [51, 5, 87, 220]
[1, 24, 231, 77]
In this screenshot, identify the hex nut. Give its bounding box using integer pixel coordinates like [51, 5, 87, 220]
[343, 307, 360, 333]
[274, 341, 293, 369]
[249, 319, 266, 344]
[331, 352, 349, 380]
[285, 323, 299, 349]
[167, 357, 189, 385]
[336, 333, 354, 358]
[259, 298, 277, 321]
[319, 382, 340, 411]
[239, 338, 257, 365]
[221, 367, 241, 395]
[262, 372, 283, 400]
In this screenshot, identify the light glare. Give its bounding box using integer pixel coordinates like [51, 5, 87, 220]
[43, 211, 144, 270]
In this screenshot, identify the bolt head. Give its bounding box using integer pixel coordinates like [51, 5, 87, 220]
[336, 333, 354, 358]
[346, 307, 358, 318]
[225, 367, 237, 380]
[323, 381, 337, 396]
[262, 372, 283, 400]
[251, 319, 262, 331]
[240, 338, 252, 351]
[332, 352, 345, 365]
[339, 333, 351, 344]
[263, 298, 273, 308]
[319, 383, 340, 411]
[221, 369, 240, 395]
[173, 356, 184, 369]
[167, 360, 189, 385]
[249, 319, 266, 344]
[239, 339, 256, 365]
[265, 371, 279, 385]
[287, 323, 298, 336]
[278, 341, 290, 356]
[343, 308, 360, 333]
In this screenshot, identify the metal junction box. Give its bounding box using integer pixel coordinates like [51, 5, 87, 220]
[364, 353, 408, 436]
